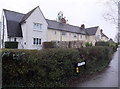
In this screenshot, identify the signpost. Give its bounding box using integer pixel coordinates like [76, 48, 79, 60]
[78, 61, 85, 67]
[76, 61, 86, 73]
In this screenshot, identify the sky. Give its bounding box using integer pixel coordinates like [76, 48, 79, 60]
[0, 0, 117, 40]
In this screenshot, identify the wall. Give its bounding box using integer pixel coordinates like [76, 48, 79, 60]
[21, 7, 48, 50]
[101, 36, 108, 42]
[47, 29, 88, 42]
[1, 11, 8, 48]
[47, 29, 61, 41]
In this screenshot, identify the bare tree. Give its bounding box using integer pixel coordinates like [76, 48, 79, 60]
[103, 0, 118, 25]
[103, 0, 120, 44]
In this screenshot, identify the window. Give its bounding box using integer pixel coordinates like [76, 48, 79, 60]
[54, 30, 57, 35]
[34, 23, 42, 30]
[33, 38, 41, 45]
[74, 33, 77, 37]
[80, 35, 82, 39]
[62, 31, 66, 36]
[97, 35, 100, 40]
[69, 32, 71, 36]
[85, 36, 87, 39]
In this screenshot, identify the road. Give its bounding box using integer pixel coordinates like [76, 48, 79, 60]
[71, 48, 119, 88]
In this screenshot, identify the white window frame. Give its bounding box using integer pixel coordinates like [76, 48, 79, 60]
[33, 38, 41, 45]
[33, 23, 42, 31]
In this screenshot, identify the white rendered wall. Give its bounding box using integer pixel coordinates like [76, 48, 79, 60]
[21, 7, 48, 49]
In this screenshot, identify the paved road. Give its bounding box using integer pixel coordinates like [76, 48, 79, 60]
[72, 48, 119, 87]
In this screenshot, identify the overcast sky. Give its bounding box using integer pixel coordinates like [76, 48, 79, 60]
[0, 0, 117, 40]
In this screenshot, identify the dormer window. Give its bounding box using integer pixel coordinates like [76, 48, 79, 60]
[34, 23, 42, 30]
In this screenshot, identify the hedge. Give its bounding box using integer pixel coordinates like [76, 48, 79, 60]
[5, 41, 18, 49]
[42, 42, 55, 49]
[85, 42, 92, 47]
[95, 41, 118, 52]
[2, 46, 113, 88]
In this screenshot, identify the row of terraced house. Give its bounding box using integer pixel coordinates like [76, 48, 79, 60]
[0, 6, 109, 49]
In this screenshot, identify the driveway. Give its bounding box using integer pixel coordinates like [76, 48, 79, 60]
[71, 48, 119, 88]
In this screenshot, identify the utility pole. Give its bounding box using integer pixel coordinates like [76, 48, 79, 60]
[118, 1, 120, 44]
[2, 16, 4, 48]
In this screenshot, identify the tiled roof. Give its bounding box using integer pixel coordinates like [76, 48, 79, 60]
[3, 7, 101, 37]
[101, 32, 109, 39]
[3, 9, 24, 37]
[85, 26, 99, 35]
[46, 19, 87, 35]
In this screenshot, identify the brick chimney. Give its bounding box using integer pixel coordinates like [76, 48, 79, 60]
[61, 18, 66, 24]
[81, 24, 85, 29]
[100, 29, 103, 33]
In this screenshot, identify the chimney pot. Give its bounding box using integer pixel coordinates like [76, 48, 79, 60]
[100, 29, 103, 33]
[61, 18, 66, 24]
[81, 24, 85, 29]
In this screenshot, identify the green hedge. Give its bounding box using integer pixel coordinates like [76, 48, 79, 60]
[42, 42, 55, 49]
[85, 42, 92, 47]
[95, 41, 109, 46]
[95, 41, 118, 52]
[2, 46, 113, 88]
[5, 41, 18, 49]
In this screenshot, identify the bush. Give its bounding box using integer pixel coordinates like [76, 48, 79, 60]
[85, 42, 92, 47]
[109, 42, 118, 52]
[42, 42, 55, 49]
[95, 41, 118, 52]
[5, 41, 18, 49]
[95, 41, 109, 46]
[2, 47, 113, 88]
[2, 48, 80, 87]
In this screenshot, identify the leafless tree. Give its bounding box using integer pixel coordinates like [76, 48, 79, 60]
[103, 0, 120, 43]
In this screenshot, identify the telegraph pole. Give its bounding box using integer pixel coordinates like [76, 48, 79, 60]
[118, 1, 120, 44]
[2, 16, 4, 48]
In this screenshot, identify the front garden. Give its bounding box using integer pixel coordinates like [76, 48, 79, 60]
[2, 41, 118, 88]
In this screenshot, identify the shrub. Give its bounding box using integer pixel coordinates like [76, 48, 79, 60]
[2, 47, 113, 88]
[95, 41, 118, 52]
[42, 42, 55, 49]
[95, 41, 109, 46]
[78, 46, 112, 73]
[5, 41, 18, 49]
[85, 42, 92, 47]
[2, 48, 80, 87]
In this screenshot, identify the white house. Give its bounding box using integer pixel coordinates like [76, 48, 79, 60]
[0, 6, 109, 49]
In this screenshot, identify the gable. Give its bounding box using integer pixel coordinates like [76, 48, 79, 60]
[85, 26, 98, 35]
[22, 6, 48, 26]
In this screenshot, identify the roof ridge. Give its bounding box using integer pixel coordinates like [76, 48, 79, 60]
[3, 9, 25, 15]
[86, 26, 99, 29]
[46, 19, 80, 28]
